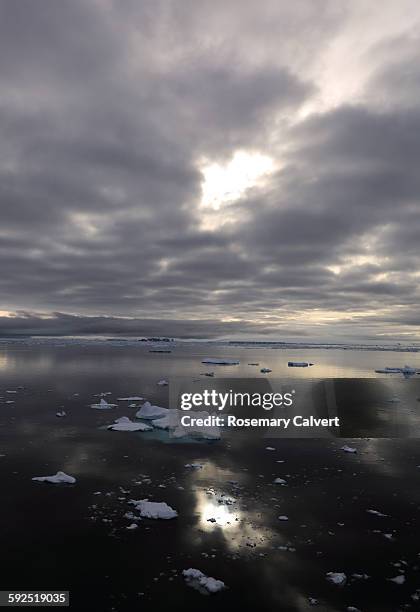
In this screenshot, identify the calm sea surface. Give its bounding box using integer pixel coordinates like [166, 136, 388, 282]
[1, 341, 420, 611]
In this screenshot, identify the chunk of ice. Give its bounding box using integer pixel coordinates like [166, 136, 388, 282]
[32, 471, 76, 484]
[129, 499, 178, 519]
[136, 401, 169, 420]
[388, 575, 405, 585]
[108, 417, 152, 432]
[183, 568, 226, 594]
[366, 509, 388, 517]
[202, 358, 239, 365]
[91, 398, 117, 410]
[117, 396, 144, 401]
[341, 445, 357, 453]
[326, 572, 347, 586]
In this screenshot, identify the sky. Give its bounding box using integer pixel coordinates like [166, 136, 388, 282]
[1, 0, 420, 341]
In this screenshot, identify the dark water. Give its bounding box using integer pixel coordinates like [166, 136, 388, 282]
[1, 342, 420, 611]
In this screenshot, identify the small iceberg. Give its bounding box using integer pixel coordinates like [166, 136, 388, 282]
[388, 575, 405, 585]
[91, 398, 117, 410]
[136, 401, 169, 420]
[341, 445, 357, 453]
[326, 572, 347, 586]
[183, 568, 226, 594]
[32, 471, 76, 484]
[375, 365, 419, 378]
[274, 477, 287, 485]
[108, 417, 152, 432]
[288, 361, 313, 367]
[172, 410, 221, 440]
[201, 358, 239, 365]
[129, 499, 178, 519]
[117, 396, 144, 401]
[366, 508, 388, 517]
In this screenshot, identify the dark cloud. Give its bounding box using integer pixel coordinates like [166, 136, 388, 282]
[0, 1, 419, 340]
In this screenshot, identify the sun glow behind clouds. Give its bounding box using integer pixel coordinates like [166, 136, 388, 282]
[200, 151, 275, 210]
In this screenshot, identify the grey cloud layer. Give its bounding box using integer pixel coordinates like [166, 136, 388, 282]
[0, 0, 419, 340]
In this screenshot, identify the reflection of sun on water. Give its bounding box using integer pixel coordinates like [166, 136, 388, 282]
[196, 490, 239, 529]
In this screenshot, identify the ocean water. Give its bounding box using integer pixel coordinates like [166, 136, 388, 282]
[0, 340, 420, 611]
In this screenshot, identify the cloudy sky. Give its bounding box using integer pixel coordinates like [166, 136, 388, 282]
[1, 0, 420, 341]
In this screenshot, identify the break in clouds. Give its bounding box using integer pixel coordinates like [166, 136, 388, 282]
[1, 0, 420, 341]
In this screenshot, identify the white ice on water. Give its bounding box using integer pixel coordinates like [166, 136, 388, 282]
[274, 477, 287, 485]
[183, 568, 226, 594]
[32, 471, 76, 484]
[117, 396, 144, 401]
[108, 417, 152, 432]
[136, 401, 169, 420]
[129, 499, 178, 519]
[341, 445, 357, 453]
[326, 572, 347, 586]
[91, 398, 117, 410]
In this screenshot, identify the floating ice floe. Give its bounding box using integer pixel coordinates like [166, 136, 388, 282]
[183, 568, 226, 594]
[157, 379, 168, 386]
[341, 445, 357, 453]
[150, 409, 221, 440]
[129, 499, 178, 519]
[366, 509, 388, 517]
[375, 365, 419, 378]
[56, 411, 66, 417]
[326, 572, 347, 586]
[91, 398, 117, 410]
[201, 358, 239, 365]
[108, 417, 152, 432]
[136, 401, 169, 420]
[32, 471, 76, 484]
[288, 361, 313, 367]
[274, 477, 287, 485]
[172, 411, 221, 440]
[117, 396, 144, 401]
[260, 368, 272, 373]
[388, 575, 405, 585]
